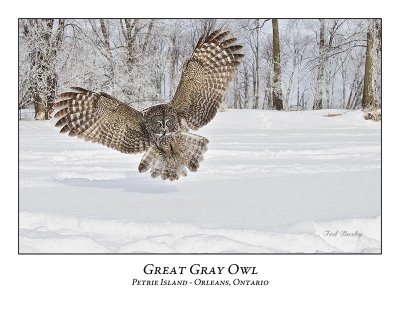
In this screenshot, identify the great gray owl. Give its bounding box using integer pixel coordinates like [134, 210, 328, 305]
[53, 29, 244, 180]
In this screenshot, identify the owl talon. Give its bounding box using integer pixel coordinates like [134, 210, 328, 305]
[151, 171, 161, 178]
[189, 160, 199, 172]
[138, 162, 149, 173]
[169, 175, 177, 181]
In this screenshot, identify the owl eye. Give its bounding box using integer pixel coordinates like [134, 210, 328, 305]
[166, 120, 170, 126]
[157, 122, 162, 127]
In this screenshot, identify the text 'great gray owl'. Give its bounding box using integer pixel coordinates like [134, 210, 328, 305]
[54, 29, 244, 180]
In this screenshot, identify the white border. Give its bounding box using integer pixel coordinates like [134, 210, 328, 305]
[4, 1, 399, 307]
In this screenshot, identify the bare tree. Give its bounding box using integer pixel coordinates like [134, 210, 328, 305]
[272, 19, 283, 110]
[167, 22, 183, 99]
[20, 19, 65, 120]
[18, 19, 379, 120]
[243, 63, 250, 109]
[142, 19, 155, 53]
[372, 19, 382, 108]
[88, 19, 118, 89]
[362, 20, 375, 110]
[252, 19, 260, 109]
[120, 19, 140, 71]
[313, 19, 325, 110]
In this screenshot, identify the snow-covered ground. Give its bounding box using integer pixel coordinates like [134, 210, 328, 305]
[19, 109, 381, 253]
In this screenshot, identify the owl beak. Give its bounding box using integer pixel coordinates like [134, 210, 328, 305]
[161, 127, 172, 137]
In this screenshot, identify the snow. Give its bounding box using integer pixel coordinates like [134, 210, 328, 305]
[19, 109, 381, 253]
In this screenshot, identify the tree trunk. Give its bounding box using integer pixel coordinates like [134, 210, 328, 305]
[253, 19, 260, 109]
[244, 64, 249, 109]
[314, 19, 325, 110]
[373, 19, 382, 108]
[362, 21, 375, 110]
[272, 19, 283, 110]
[98, 19, 115, 87]
[120, 19, 140, 73]
[233, 76, 239, 109]
[142, 19, 154, 53]
[169, 34, 179, 98]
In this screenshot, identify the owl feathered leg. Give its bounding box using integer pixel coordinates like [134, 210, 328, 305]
[138, 132, 208, 181]
[175, 132, 208, 173]
[138, 146, 165, 178]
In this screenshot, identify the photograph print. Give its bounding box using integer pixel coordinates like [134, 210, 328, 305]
[18, 18, 381, 253]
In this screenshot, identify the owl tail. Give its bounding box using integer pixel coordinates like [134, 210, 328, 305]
[138, 132, 209, 181]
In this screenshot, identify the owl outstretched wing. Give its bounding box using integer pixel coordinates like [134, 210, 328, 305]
[171, 29, 244, 130]
[53, 87, 150, 154]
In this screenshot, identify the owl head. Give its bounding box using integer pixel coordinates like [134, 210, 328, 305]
[144, 104, 179, 136]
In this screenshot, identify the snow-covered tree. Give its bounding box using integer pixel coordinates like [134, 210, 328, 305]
[19, 18, 381, 120]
